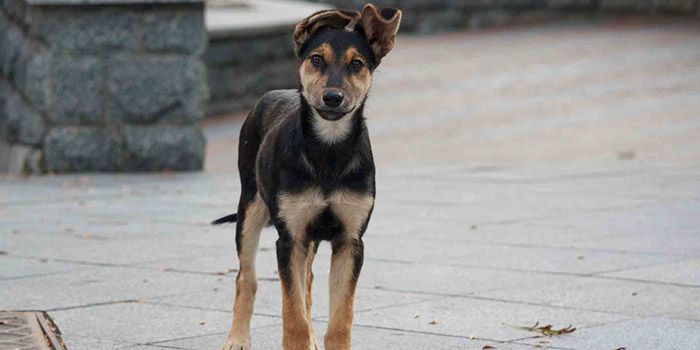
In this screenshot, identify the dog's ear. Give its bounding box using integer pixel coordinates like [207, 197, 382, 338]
[293, 9, 360, 56]
[358, 3, 402, 62]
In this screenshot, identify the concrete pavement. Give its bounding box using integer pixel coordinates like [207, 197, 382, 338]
[2, 18, 700, 349]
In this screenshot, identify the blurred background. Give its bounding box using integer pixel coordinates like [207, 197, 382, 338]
[1, 1, 699, 350]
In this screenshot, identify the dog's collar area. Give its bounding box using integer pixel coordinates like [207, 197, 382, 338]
[310, 109, 354, 144]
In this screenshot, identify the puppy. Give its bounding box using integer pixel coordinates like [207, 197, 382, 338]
[213, 4, 401, 349]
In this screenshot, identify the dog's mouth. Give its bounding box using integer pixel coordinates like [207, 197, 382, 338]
[315, 107, 351, 121]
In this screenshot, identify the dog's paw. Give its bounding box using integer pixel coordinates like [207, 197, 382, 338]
[221, 338, 251, 350]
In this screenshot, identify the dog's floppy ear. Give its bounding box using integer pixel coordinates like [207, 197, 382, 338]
[293, 9, 360, 56]
[358, 3, 402, 62]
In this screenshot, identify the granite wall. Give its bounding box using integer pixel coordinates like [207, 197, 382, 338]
[206, 26, 298, 116]
[0, 0, 208, 174]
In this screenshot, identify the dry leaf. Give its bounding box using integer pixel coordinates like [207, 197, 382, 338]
[482, 346, 496, 349]
[428, 320, 439, 325]
[509, 321, 576, 336]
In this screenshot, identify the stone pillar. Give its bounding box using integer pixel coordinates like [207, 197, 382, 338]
[0, 0, 207, 175]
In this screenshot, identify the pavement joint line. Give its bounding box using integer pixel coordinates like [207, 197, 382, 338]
[140, 300, 283, 320]
[365, 286, 643, 319]
[44, 288, 218, 312]
[0, 270, 75, 282]
[348, 322, 508, 344]
[45, 298, 149, 312]
[406, 234, 688, 258]
[143, 324, 282, 347]
[9, 250, 695, 291]
[3, 253, 277, 281]
[353, 295, 447, 315]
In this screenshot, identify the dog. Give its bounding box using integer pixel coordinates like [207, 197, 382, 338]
[212, 4, 401, 349]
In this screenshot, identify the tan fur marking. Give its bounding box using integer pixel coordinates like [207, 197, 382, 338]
[277, 187, 327, 240]
[300, 43, 333, 109]
[325, 243, 358, 350]
[277, 189, 326, 349]
[342, 48, 371, 109]
[305, 241, 319, 349]
[329, 190, 374, 240]
[324, 190, 373, 350]
[281, 243, 317, 350]
[224, 193, 269, 350]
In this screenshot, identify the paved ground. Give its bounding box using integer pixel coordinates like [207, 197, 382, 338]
[2, 18, 700, 350]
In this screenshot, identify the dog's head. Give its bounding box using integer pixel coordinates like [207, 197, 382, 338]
[293, 3, 401, 120]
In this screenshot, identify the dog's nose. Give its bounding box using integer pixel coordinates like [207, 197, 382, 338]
[322, 91, 344, 108]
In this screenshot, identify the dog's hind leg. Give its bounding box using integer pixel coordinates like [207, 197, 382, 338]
[223, 193, 269, 350]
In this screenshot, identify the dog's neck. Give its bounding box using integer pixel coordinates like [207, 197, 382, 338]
[299, 94, 365, 148]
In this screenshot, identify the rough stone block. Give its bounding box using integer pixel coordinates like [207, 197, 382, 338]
[0, 22, 21, 78]
[44, 127, 121, 172]
[30, 6, 138, 53]
[50, 55, 103, 125]
[122, 125, 205, 171]
[12, 43, 50, 112]
[546, 0, 597, 8]
[652, 0, 695, 13]
[0, 80, 46, 146]
[107, 55, 205, 124]
[1, 0, 28, 23]
[600, 0, 654, 12]
[141, 5, 206, 54]
[205, 33, 294, 67]
[0, 142, 41, 175]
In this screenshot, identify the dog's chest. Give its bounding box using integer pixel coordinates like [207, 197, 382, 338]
[277, 187, 374, 240]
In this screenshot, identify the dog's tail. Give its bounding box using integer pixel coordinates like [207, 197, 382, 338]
[211, 213, 237, 225]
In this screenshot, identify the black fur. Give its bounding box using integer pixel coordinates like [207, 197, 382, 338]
[211, 213, 237, 225]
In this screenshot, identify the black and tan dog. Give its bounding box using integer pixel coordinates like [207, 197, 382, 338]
[212, 4, 401, 350]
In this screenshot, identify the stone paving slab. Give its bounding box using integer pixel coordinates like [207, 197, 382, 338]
[0, 264, 228, 311]
[350, 295, 631, 343]
[60, 334, 135, 350]
[600, 258, 700, 286]
[158, 321, 507, 350]
[50, 302, 279, 345]
[477, 276, 700, 321]
[514, 316, 700, 349]
[0, 255, 76, 280]
[147, 283, 439, 323]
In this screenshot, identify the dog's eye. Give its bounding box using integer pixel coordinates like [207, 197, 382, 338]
[310, 55, 324, 68]
[349, 59, 364, 72]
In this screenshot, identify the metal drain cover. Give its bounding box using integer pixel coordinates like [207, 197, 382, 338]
[0, 311, 66, 350]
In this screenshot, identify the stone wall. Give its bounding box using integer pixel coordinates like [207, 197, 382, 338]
[0, 0, 207, 175]
[206, 27, 297, 116]
[308, 0, 700, 33]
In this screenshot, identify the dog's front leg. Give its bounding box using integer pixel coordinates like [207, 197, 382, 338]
[324, 238, 364, 350]
[277, 234, 318, 350]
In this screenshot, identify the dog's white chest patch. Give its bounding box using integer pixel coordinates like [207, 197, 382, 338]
[277, 188, 374, 240]
[312, 111, 353, 144]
